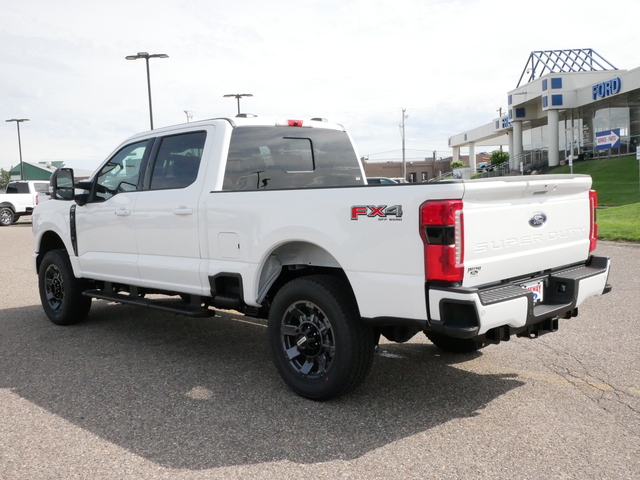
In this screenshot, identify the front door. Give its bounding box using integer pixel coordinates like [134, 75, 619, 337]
[75, 139, 152, 284]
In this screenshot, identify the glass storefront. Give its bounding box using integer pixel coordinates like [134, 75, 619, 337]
[519, 90, 640, 162]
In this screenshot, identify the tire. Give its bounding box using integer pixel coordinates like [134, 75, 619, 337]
[268, 275, 375, 401]
[38, 249, 92, 325]
[425, 332, 486, 354]
[0, 207, 15, 226]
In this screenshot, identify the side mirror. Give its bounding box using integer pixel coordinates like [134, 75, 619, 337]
[74, 180, 93, 206]
[50, 168, 75, 201]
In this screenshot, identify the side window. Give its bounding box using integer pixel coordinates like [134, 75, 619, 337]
[34, 183, 50, 193]
[93, 140, 150, 202]
[149, 131, 206, 190]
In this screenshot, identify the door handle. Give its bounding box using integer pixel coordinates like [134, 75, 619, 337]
[115, 209, 132, 216]
[173, 207, 193, 215]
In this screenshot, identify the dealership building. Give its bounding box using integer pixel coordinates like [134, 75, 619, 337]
[449, 49, 640, 172]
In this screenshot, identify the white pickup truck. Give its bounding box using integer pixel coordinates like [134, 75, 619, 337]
[32, 116, 612, 400]
[0, 180, 50, 226]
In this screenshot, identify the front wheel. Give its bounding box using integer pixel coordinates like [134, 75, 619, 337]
[268, 275, 375, 400]
[0, 207, 15, 226]
[38, 249, 92, 325]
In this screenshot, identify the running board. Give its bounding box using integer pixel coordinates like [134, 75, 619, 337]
[83, 289, 215, 317]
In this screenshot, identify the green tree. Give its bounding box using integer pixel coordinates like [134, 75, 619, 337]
[490, 150, 509, 166]
[0, 169, 10, 191]
[451, 160, 466, 169]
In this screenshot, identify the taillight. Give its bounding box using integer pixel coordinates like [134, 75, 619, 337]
[589, 189, 598, 252]
[420, 200, 464, 282]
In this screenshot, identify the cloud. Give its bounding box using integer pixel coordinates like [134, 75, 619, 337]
[2, 0, 640, 172]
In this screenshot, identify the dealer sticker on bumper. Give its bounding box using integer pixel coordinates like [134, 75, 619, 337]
[521, 280, 544, 303]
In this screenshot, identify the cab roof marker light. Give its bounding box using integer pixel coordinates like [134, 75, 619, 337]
[275, 119, 311, 127]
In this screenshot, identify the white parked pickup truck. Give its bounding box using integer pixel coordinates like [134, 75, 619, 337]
[32, 116, 612, 400]
[0, 180, 50, 226]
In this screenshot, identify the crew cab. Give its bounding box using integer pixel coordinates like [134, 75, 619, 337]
[0, 180, 50, 226]
[32, 116, 612, 400]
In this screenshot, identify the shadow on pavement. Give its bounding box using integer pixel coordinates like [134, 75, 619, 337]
[0, 302, 523, 469]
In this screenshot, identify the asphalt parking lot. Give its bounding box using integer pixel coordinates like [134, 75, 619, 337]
[1, 219, 639, 480]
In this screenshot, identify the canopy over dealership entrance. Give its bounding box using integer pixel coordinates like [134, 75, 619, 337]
[449, 49, 640, 173]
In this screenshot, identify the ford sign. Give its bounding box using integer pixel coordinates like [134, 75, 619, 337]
[529, 213, 547, 227]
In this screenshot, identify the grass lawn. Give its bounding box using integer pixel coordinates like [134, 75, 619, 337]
[547, 155, 640, 243]
[548, 155, 640, 206]
[597, 203, 640, 243]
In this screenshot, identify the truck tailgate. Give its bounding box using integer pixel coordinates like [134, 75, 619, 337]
[461, 175, 594, 288]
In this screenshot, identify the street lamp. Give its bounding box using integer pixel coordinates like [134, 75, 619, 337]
[223, 94, 253, 115]
[5, 119, 29, 181]
[125, 52, 169, 130]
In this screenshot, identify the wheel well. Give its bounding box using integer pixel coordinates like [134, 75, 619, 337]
[0, 202, 16, 211]
[36, 231, 67, 272]
[255, 241, 346, 303]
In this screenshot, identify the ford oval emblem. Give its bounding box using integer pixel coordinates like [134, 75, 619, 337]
[529, 212, 547, 227]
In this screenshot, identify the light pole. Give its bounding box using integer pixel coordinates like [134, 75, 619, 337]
[223, 94, 253, 115]
[5, 119, 29, 180]
[125, 52, 169, 130]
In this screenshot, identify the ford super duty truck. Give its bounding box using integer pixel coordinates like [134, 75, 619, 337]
[32, 116, 612, 400]
[0, 180, 50, 226]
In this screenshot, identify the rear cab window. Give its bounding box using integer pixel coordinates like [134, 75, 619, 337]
[223, 127, 363, 191]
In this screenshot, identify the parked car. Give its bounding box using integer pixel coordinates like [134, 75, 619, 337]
[0, 180, 50, 226]
[366, 177, 398, 185]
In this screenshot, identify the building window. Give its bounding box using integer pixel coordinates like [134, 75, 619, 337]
[516, 108, 526, 118]
[409, 172, 417, 183]
[551, 78, 563, 89]
[542, 96, 548, 108]
[495, 120, 500, 129]
[542, 79, 548, 91]
[422, 172, 428, 181]
[552, 94, 563, 106]
[508, 95, 512, 105]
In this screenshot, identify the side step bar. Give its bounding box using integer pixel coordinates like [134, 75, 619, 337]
[83, 289, 216, 318]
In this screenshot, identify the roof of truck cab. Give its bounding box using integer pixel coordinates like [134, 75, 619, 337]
[128, 117, 347, 138]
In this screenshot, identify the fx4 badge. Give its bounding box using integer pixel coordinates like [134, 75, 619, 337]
[351, 205, 403, 220]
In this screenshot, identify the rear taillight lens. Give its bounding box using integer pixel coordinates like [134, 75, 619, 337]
[589, 189, 598, 252]
[420, 200, 464, 282]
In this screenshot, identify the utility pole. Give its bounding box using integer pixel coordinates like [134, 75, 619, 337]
[125, 52, 169, 130]
[400, 108, 408, 181]
[6, 119, 29, 180]
[223, 94, 253, 115]
[184, 110, 194, 123]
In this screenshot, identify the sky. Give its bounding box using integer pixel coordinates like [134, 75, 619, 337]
[2, 0, 640, 173]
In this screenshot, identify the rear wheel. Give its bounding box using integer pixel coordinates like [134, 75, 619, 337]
[268, 275, 375, 400]
[39, 249, 92, 325]
[0, 207, 14, 226]
[425, 332, 486, 353]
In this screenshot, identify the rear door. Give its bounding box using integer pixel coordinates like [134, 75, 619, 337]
[134, 129, 210, 293]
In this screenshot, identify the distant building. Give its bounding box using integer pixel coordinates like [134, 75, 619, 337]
[8, 161, 64, 181]
[449, 49, 640, 173]
[8, 161, 94, 181]
[363, 153, 489, 182]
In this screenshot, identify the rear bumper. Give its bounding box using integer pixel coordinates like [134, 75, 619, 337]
[427, 255, 612, 341]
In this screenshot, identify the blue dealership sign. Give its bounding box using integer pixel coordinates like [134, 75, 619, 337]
[595, 129, 621, 150]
